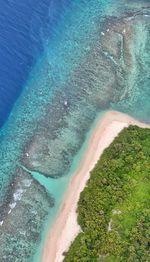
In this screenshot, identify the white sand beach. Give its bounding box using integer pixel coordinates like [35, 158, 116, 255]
[41, 111, 149, 262]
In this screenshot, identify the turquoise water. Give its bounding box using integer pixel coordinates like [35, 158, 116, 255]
[32, 110, 105, 262]
[0, 1, 150, 261]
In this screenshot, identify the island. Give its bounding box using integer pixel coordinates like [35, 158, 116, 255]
[42, 111, 150, 262]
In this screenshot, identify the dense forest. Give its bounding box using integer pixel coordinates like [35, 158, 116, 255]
[63, 126, 150, 262]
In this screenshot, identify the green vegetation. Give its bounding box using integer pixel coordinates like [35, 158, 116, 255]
[63, 126, 150, 262]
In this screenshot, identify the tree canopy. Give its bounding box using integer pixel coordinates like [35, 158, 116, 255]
[63, 126, 150, 262]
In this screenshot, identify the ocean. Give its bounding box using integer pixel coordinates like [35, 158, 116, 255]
[0, 0, 71, 127]
[0, 0, 149, 261]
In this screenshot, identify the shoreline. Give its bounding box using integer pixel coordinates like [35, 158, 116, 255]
[41, 111, 150, 262]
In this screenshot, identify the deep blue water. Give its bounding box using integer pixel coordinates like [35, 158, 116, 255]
[0, 0, 70, 127]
